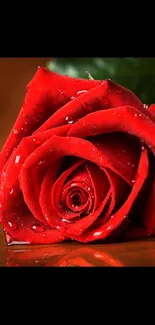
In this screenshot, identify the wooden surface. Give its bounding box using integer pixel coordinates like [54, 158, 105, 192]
[1, 58, 155, 267]
[1, 226, 155, 266]
[0, 58, 50, 148]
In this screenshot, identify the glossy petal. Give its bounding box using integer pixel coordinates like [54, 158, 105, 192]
[0, 67, 100, 171]
[69, 148, 149, 242]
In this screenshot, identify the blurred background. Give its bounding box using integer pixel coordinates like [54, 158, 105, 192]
[1, 57, 155, 151]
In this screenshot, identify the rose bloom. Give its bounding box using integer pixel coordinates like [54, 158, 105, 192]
[0, 67, 155, 245]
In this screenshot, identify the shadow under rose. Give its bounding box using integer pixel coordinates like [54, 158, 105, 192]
[6, 244, 124, 267]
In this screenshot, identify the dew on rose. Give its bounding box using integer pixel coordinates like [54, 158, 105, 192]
[132, 179, 136, 183]
[8, 221, 17, 230]
[143, 104, 149, 109]
[15, 155, 21, 164]
[93, 231, 103, 237]
[32, 224, 44, 233]
[12, 129, 18, 135]
[76, 90, 88, 96]
[9, 189, 14, 195]
[62, 218, 70, 223]
[38, 160, 46, 165]
[65, 116, 74, 124]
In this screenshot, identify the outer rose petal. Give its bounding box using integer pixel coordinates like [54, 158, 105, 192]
[0, 126, 71, 244]
[149, 104, 155, 115]
[34, 79, 148, 135]
[0, 67, 100, 171]
[68, 106, 155, 154]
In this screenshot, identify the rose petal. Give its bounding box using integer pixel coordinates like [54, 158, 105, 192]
[34, 79, 146, 135]
[40, 160, 84, 228]
[68, 106, 155, 155]
[91, 133, 140, 185]
[0, 67, 100, 171]
[69, 147, 149, 242]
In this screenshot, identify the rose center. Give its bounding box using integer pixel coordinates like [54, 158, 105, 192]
[61, 181, 94, 217]
[71, 193, 82, 206]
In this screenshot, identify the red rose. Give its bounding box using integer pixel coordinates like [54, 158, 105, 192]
[0, 66, 155, 245]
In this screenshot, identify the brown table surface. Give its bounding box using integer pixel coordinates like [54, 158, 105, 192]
[1, 58, 155, 267]
[1, 226, 155, 266]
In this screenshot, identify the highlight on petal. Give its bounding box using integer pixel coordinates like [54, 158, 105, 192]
[0, 67, 100, 171]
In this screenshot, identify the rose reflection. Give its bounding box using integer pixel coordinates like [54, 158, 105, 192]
[6, 244, 124, 267]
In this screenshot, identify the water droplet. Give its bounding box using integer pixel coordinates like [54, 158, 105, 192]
[71, 96, 75, 100]
[143, 104, 148, 109]
[122, 149, 126, 153]
[24, 121, 28, 125]
[38, 160, 46, 165]
[93, 231, 103, 237]
[141, 146, 145, 150]
[56, 226, 60, 229]
[8, 221, 17, 230]
[15, 155, 21, 164]
[123, 108, 127, 112]
[124, 215, 128, 219]
[132, 179, 135, 183]
[33, 138, 36, 142]
[134, 113, 138, 117]
[139, 114, 142, 117]
[12, 129, 18, 135]
[111, 215, 114, 219]
[9, 189, 14, 195]
[0, 203, 2, 208]
[112, 113, 115, 116]
[76, 90, 88, 96]
[62, 218, 70, 223]
[32, 224, 44, 233]
[74, 78, 80, 82]
[87, 187, 91, 191]
[65, 116, 74, 124]
[42, 234, 46, 237]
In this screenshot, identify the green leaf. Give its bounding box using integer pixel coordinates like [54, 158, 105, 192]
[47, 58, 155, 104]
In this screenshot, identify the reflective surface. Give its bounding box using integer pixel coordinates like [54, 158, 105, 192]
[1, 224, 155, 266]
